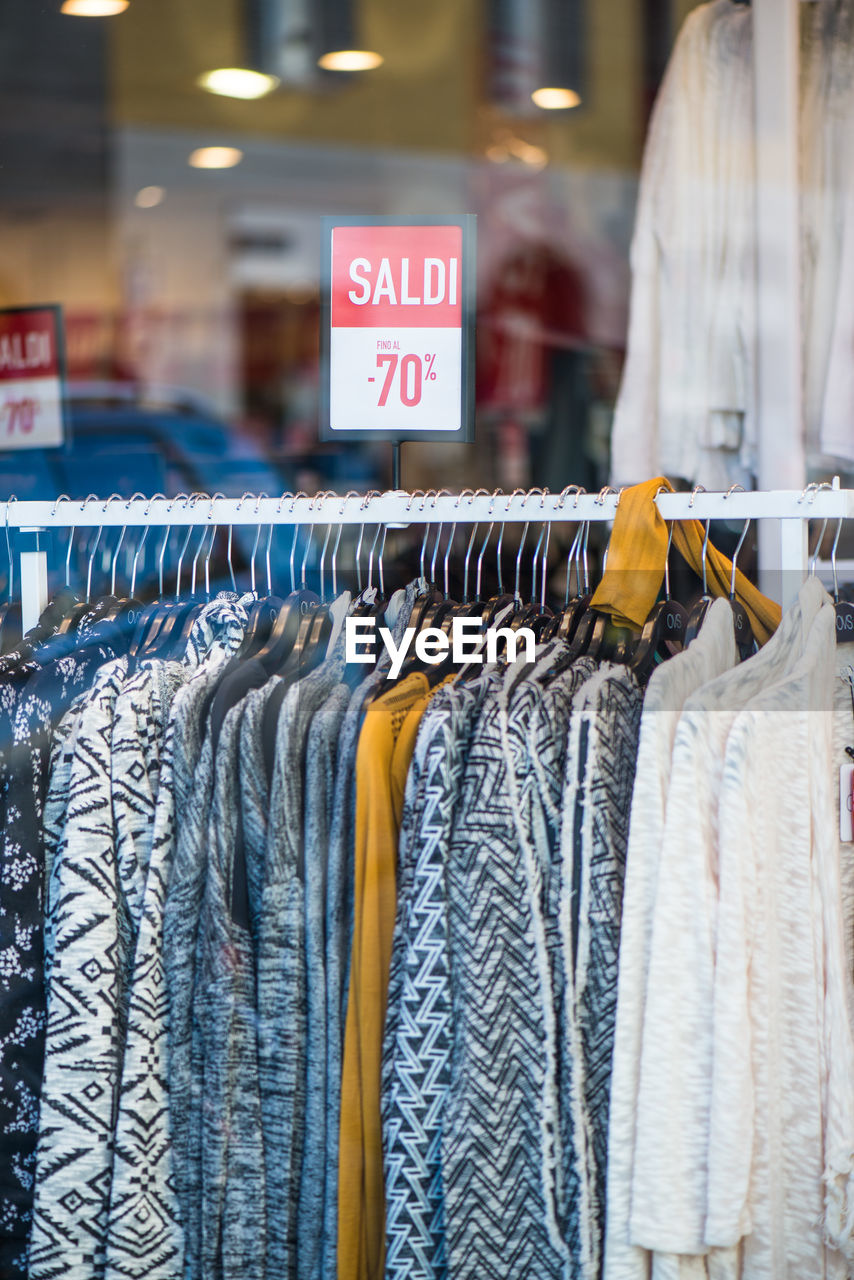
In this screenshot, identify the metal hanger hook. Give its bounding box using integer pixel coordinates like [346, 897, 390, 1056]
[318, 523, 333, 603]
[530, 522, 546, 604]
[130, 524, 149, 599]
[158, 524, 172, 596]
[86, 525, 104, 603]
[688, 485, 709, 594]
[443, 522, 457, 597]
[5, 495, 16, 604]
[597, 486, 620, 574]
[418, 520, 432, 585]
[462, 524, 479, 604]
[580, 519, 591, 594]
[476, 522, 494, 601]
[366, 523, 382, 593]
[564, 521, 582, 605]
[249, 524, 262, 596]
[539, 522, 551, 609]
[729, 519, 751, 600]
[503, 487, 526, 515]
[190, 522, 210, 598]
[652, 484, 674, 600]
[700, 519, 712, 595]
[557, 484, 582, 510]
[724, 483, 748, 601]
[809, 518, 829, 577]
[831, 516, 845, 602]
[430, 522, 444, 585]
[110, 525, 127, 597]
[331, 521, 344, 598]
[175, 495, 199, 600]
[265, 523, 274, 597]
[378, 524, 389, 597]
[354, 523, 365, 594]
[514, 521, 530, 603]
[300, 522, 315, 590]
[52, 495, 73, 589]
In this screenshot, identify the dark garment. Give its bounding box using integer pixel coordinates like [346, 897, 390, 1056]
[0, 607, 118, 1277]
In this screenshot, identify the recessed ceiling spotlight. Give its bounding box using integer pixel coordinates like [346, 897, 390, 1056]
[61, 0, 129, 14]
[317, 49, 383, 72]
[197, 68, 279, 100]
[531, 86, 581, 110]
[188, 147, 244, 170]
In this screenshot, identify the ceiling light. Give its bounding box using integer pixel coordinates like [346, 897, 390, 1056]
[188, 146, 244, 170]
[134, 186, 165, 208]
[532, 86, 581, 110]
[61, 0, 128, 14]
[197, 67, 279, 100]
[317, 49, 383, 72]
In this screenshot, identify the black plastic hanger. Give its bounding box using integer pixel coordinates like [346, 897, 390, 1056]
[684, 512, 713, 647]
[126, 498, 190, 658]
[629, 515, 688, 682]
[543, 501, 591, 642]
[828, 516, 854, 644]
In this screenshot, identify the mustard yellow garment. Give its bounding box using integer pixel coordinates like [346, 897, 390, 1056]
[590, 476, 781, 644]
[337, 671, 444, 1280]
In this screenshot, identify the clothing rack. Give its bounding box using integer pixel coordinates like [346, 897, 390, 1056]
[4, 483, 852, 631]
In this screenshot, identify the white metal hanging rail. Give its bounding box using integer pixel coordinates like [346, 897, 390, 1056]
[3, 484, 851, 629]
[2, 485, 853, 527]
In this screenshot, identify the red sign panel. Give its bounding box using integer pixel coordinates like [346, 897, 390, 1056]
[0, 306, 66, 450]
[0, 308, 61, 381]
[330, 225, 462, 329]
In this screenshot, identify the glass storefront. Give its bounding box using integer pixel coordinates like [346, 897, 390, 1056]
[0, 0, 704, 504]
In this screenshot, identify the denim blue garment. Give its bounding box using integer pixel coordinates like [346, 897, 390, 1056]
[161, 598, 254, 1279]
[381, 668, 502, 1280]
[198, 699, 265, 1280]
[255, 650, 342, 1280]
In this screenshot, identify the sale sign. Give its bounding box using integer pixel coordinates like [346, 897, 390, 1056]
[0, 306, 67, 450]
[320, 217, 475, 441]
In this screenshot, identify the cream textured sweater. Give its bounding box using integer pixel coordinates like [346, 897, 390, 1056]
[611, 0, 854, 486]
